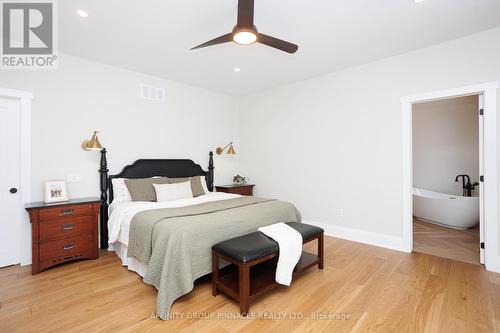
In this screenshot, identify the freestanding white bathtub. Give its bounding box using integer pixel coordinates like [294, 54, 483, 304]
[413, 188, 479, 230]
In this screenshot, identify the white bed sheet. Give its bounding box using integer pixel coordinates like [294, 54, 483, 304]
[107, 192, 241, 269]
[112, 241, 147, 277]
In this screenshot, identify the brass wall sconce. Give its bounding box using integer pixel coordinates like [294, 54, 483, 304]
[216, 142, 236, 155]
[81, 130, 108, 248]
[81, 131, 103, 151]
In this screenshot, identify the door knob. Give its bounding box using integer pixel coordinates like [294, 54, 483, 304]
[9, 188, 17, 194]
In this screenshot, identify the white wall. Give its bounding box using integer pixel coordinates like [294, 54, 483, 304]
[239, 27, 500, 252]
[0, 54, 239, 201]
[413, 96, 479, 196]
[0, 54, 239, 264]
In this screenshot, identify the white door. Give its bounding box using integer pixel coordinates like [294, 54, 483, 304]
[478, 94, 485, 265]
[0, 98, 22, 267]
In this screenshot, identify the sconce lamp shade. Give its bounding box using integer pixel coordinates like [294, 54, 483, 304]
[82, 131, 103, 151]
[226, 143, 236, 155]
[216, 142, 236, 155]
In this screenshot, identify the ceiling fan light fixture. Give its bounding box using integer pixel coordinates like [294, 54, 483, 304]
[190, 0, 298, 54]
[233, 30, 257, 45]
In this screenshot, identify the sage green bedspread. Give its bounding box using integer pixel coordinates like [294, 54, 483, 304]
[127, 196, 301, 319]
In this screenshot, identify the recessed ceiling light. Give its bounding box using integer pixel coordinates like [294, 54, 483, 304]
[234, 68, 241, 72]
[414, 0, 425, 3]
[77, 10, 88, 17]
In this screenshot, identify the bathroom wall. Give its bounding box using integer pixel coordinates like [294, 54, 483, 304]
[413, 96, 479, 196]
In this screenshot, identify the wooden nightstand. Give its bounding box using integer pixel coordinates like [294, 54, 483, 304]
[215, 184, 255, 196]
[25, 198, 101, 274]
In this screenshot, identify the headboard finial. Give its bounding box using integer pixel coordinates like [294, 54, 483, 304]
[99, 148, 109, 249]
[208, 151, 214, 192]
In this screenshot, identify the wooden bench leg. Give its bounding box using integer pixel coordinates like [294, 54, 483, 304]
[239, 263, 250, 316]
[212, 250, 219, 296]
[318, 233, 324, 270]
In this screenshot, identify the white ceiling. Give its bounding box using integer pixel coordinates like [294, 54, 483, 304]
[59, 0, 500, 96]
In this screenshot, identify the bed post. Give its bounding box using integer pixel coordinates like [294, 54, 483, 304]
[208, 151, 214, 192]
[99, 148, 109, 249]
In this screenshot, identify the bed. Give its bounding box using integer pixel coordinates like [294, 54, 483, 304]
[108, 192, 243, 276]
[101, 152, 301, 319]
[103, 154, 217, 276]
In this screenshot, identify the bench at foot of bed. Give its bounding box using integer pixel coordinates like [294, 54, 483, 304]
[211, 222, 324, 316]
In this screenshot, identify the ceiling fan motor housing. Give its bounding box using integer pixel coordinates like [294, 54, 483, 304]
[233, 25, 258, 35]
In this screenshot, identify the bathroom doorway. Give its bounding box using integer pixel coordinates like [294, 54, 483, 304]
[401, 82, 499, 272]
[411, 96, 481, 265]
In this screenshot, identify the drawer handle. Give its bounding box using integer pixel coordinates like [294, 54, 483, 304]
[61, 209, 74, 216]
[63, 243, 74, 251]
[62, 224, 75, 231]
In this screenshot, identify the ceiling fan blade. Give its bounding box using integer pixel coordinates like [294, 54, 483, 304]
[237, 0, 254, 27]
[258, 33, 298, 54]
[191, 33, 233, 50]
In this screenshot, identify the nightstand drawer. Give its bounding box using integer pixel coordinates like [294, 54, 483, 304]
[39, 204, 93, 221]
[216, 185, 255, 196]
[39, 234, 93, 262]
[39, 216, 93, 241]
[229, 187, 253, 196]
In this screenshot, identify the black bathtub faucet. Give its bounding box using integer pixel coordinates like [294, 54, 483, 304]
[455, 174, 479, 197]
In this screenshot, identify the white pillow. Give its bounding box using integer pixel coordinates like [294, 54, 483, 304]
[111, 178, 132, 203]
[200, 176, 209, 194]
[153, 181, 193, 202]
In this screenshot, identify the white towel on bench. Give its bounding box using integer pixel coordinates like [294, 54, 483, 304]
[258, 223, 303, 286]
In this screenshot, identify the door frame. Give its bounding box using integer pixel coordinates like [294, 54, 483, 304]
[401, 81, 499, 273]
[0, 87, 33, 266]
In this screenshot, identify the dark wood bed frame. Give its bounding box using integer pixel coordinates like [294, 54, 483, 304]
[98, 150, 215, 249]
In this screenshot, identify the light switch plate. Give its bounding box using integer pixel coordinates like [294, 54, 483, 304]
[67, 174, 82, 183]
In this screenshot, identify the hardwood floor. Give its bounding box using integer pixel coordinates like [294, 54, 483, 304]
[1, 236, 499, 333]
[413, 219, 480, 265]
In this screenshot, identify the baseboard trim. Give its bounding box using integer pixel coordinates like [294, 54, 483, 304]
[303, 220, 407, 253]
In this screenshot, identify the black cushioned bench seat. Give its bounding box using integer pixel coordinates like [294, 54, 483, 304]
[212, 222, 323, 263]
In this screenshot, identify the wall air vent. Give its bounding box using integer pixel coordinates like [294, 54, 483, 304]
[140, 83, 166, 103]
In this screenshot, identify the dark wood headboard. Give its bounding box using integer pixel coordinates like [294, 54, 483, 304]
[99, 151, 214, 249]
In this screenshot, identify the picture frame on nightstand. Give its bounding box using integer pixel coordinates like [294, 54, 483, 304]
[44, 180, 69, 203]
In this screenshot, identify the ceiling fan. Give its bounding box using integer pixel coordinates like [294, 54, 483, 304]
[191, 0, 298, 54]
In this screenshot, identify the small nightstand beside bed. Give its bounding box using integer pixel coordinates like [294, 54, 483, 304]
[26, 198, 101, 274]
[103, 154, 303, 319]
